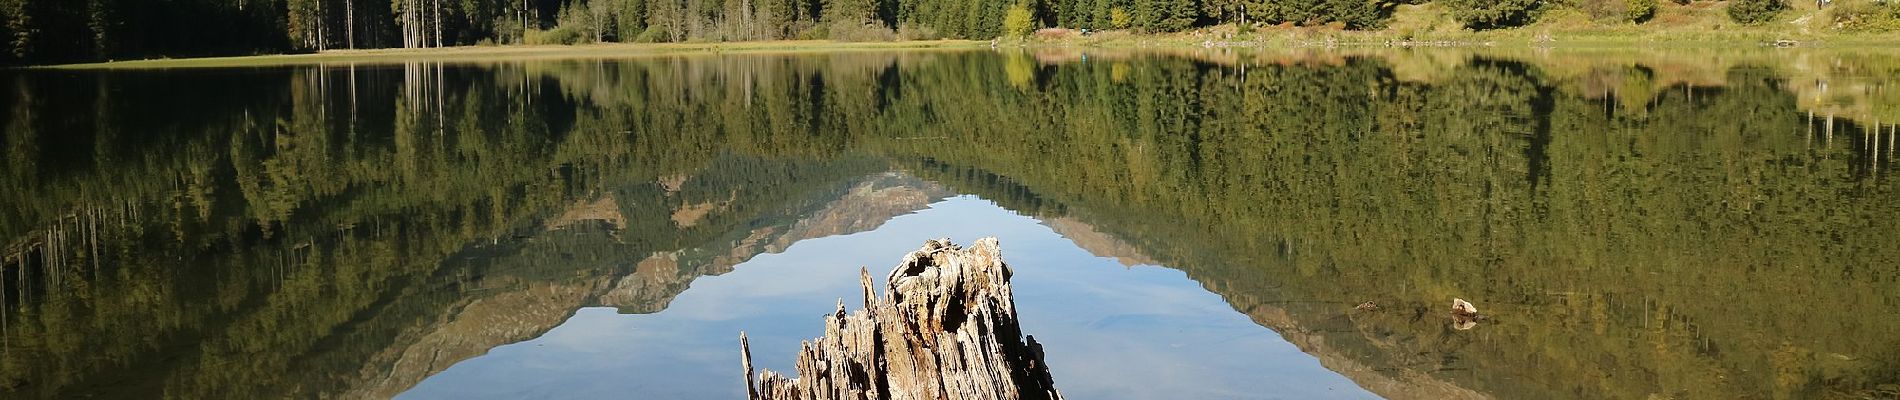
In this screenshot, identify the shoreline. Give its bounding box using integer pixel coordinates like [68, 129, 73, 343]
[36, 40, 993, 70]
[34, 30, 1900, 70]
[23, 0, 1900, 70]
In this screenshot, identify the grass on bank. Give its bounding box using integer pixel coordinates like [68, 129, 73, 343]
[1009, 0, 1900, 48]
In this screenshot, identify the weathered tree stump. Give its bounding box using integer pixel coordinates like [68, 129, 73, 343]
[741, 238, 1063, 400]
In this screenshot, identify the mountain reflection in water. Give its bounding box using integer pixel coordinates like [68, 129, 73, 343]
[3, 48, 1899, 399]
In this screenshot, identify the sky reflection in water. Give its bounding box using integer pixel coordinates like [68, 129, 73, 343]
[400, 196, 1376, 400]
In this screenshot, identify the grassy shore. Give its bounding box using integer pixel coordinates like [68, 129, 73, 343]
[40, 40, 991, 69]
[1016, 2, 1900, 49]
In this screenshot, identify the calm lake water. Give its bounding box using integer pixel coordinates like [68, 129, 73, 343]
[2, 48, 1898, 399]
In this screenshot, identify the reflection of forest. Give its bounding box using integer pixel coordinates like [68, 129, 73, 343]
[3, 49, 1898, 399]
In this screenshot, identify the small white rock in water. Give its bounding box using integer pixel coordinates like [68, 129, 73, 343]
[1451, 298, 1478, 316]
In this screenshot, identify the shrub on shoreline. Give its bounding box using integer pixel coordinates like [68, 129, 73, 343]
[1628, 0, 1659, 23]
[1727, 0, 1786, 24]
[1446, 0, 1542, 29]
[1827, 0, 1900, 32]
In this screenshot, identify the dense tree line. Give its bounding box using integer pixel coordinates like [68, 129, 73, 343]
[0, 0, 291, 63]
[2, 0, 1857, 65]
[0, 0, 533, 64]
[0, 0, 1481, 65]
[0, 0, 1039, 64]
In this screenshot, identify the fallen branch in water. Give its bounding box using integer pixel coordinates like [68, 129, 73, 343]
[741, 237, 1063, 400]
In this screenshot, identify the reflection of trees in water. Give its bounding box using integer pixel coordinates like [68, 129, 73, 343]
[2, 50, 1898, 399]
[0, 56, 907, 398]
[890, 53, 1900, 399]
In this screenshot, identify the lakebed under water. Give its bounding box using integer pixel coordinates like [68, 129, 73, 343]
[2, 47, 1898, 399]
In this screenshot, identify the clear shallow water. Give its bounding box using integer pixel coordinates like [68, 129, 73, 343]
[3, 48, 1900, 399]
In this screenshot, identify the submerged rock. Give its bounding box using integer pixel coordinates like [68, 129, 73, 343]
[1450, 298, 1478, 317]
[741, 238, 1064, 400]
[1450, 298, 1482, 330]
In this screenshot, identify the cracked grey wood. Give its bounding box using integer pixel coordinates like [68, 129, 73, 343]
[742, 238, 1063, 400]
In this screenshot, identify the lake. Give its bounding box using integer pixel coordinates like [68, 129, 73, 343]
[2, 47, 1898, 399]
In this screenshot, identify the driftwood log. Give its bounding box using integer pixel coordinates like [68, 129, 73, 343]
[741, 238, 1063, 400]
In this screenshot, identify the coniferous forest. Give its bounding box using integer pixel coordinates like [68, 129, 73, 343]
[6, 0, 1882, 66]
[4, 0, 1810, 65]
[1, 0, 1068, 64]
[7, 0, 1134, 64]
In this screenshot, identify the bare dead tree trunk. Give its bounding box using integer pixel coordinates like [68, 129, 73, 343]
[593, 2, 605, 42]
[316, 0, 325, 51]
[346, 0, 354, 48]
[741, 238, 1064, 400]
[432, 0, 442, 48]
[741, 0, 753, 40]
[397, 0, 408, 47]
[409, 0, 420, 48]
